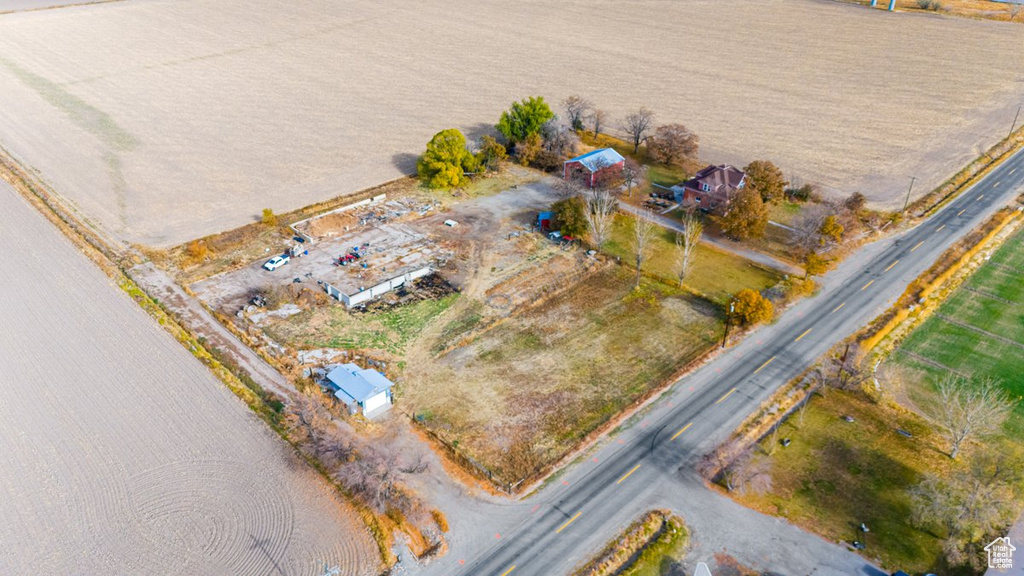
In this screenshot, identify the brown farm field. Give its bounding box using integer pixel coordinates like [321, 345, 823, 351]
[1, 0, 1023, 246]
[0, 179, 379, 575]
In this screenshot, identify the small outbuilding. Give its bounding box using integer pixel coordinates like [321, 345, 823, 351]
[324, 363, 395, 417]
[563, 148, 625, 188]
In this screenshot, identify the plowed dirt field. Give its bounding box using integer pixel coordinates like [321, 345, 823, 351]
[1, 0, 1022, 246]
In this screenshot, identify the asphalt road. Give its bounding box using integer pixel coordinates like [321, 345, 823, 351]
[458, 149, 1024, 576]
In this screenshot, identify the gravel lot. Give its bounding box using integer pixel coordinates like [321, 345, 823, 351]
[0, 180, 378, 575]
[0, 0, 1022, 246]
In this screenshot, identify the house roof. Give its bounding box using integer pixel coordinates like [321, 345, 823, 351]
[565, 148, 625, 172]
[683, 164, 745, 194]
[326, 363, 394, 406]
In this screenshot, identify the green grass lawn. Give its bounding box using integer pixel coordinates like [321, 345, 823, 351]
[768, 201, 803, 226]
[737, 391, 950, 574]
[265, 293, 459, 355]
[621, 515, 689, 576]
[602, 214, 782, 303]
[893, 227, 1024, 436]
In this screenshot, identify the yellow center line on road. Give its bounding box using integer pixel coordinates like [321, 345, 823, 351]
[994, 181, 1001, 187]
[716, 387, 738, 404]
[753, 356, 776, 375]
[556, 511, 582, 534]
[936, 225, 946, 232]
[861, 279, 875, 291]
[910, 241, 925, 252]
[957, 209, 966, 216]
[831, 302, 846, 314]
[884, 260, 900, 273]
[795, 328, 813, 342]
[617, 464, 642, 485]
[1011, 168, 1017, 175]
[977, 194, 985, 201]
[501, 566, 516, 576]
[671, 422, 693, 440]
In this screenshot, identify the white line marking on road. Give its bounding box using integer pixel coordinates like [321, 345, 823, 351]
[977, 194, 984, 201]
[936, 225, 946, 232]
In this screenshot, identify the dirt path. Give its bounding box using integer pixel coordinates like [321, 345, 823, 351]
[619, 202, 804, 276]
[130, 262, 294, 399]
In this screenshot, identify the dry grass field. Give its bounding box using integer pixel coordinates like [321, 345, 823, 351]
[1, 0, 1022, 246]
[0, 180, 378, 575]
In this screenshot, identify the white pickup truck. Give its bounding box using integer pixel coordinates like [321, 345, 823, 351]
[262, 254, 290, 271]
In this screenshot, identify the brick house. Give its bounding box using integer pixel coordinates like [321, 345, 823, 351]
[662, 164, 746, 211]
[563, 148, 625, 188]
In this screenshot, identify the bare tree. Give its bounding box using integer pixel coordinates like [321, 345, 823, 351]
[555, 174, 585, 199]
[584, 188, 617, 251]
[621, 157, 645, 197]
[790, 203, 831, 253]
[562, 95, 593, 131]
[910, 450, 1021, 569]
[334, 444, 401, 513]
[622, 107, 655, 154]
[541, 119, 581, 159]
[632, 210, 656, 288]
[674, 212, 702, 287]
[1009, 2, 1023, 21]
[822, 343, 870, 392]
[727, 448, 774, 495]
[589, 108, 609, 138]
[931, 375, 1015, 460]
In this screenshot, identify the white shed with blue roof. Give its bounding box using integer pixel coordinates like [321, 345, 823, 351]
[324, 363, 395, 416]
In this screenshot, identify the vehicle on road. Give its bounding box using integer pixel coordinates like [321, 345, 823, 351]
[262, 255, 290, 271]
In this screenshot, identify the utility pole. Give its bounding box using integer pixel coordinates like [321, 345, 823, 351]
[836, 342, 851, 385]
[721, 301, 735, 348]
[1010, 104, 1022, 139]
[902, 176, 917, 215]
